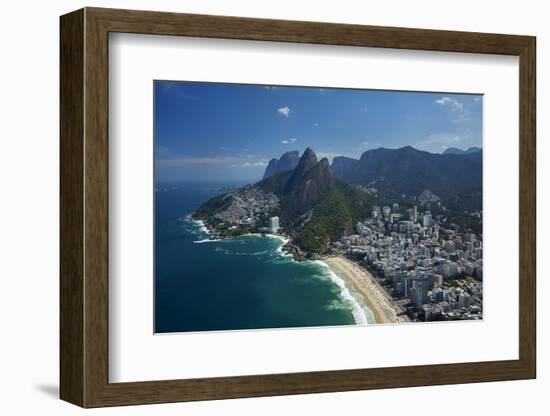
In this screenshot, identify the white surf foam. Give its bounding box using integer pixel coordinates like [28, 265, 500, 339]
[191, 219, 211, 234]
[265, 234, 290, 244]
[276, 245, 294, 259]
[193, 238, 221, 244]
[314, 260, 374, 325]
[266, 235, 293, 259]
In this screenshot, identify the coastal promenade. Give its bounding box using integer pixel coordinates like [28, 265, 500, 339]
[323, 255, 408, 324]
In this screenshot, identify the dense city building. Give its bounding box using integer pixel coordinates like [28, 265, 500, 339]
[337, 201, 483, 322]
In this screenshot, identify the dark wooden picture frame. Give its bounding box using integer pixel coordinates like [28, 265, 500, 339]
[60, 7, 536, 408]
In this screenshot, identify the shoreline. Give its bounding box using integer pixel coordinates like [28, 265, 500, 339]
[322, 255, 406, 324]
[245, 233, 290, 245]
[189, 216, 400, 325]
[189, 217, 212, 235]
[314, 261, 371, 325]
[189, 216, 290, 244]
[189, 216, 297, 254]
[211, 233, 371, 325]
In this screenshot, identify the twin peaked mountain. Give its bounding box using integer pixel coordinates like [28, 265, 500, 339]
[259, 148, 338, 215]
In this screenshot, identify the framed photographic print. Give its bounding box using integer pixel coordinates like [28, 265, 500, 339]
[60, 7, 536, 408]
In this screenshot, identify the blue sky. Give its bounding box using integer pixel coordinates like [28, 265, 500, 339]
[155, 81, 482, 183]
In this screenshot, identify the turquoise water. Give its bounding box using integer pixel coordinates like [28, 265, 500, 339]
[155, 183, 371, 333]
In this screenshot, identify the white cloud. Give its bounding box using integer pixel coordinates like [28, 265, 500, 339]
[359, 141, 371, 150]
[277, 106, 291, 117]
[158, 155, 267, 169]
[281, 138, 297, 144]
[158, 157, 234, 167]
[264, 86, 280, 90]
[451, 112, 473, 124]
[416, 133, 462, 148]
[474, 96, 481, 102]
[160, 82, 197, 101]
[434, 96, 464, 112]
[232, 161, 268, 168]
[313, 122, 319, 127]
[244, 161, 267, 167]
[317, 152, 341, 162]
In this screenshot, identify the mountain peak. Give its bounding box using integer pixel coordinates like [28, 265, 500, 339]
[263, 150, 300, 178]
[318, 157, 330, 168]
[442, 147, 463, 155]
[283, 154, 335, 213]
[301, 147, 317, 161]
[400, 145, 416, 151]
[283, 148, 320, 195]
[465, 146, 482, 154]
[282, 150, 300, 157]
[296, 147, 318, 172]
[312, 158, 334, 184]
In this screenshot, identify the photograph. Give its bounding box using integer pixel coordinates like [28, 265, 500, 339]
[154, 81, 483, 333]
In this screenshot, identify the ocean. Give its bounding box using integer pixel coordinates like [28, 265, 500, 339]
[154, 182, 374, 333]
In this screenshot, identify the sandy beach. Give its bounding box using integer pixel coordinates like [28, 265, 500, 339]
[322, 255, 407, 324]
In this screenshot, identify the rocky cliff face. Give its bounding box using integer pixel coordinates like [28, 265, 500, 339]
[285, 154, 335, 213]
[263, 159, 279, 178]
[283, 148, 318, 194]
[331, 156, 359, 178]
[278, 151, 300, 171]
[262, 151, 300, 178]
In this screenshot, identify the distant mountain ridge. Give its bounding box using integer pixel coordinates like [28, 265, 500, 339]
[442, 146, 482, 155]
[331, 156, 359, 178]
[263, 151, 300, 178]
[330, 146, 482, 201]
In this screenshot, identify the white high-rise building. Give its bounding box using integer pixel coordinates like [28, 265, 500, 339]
[423, 212, 433, 227]
[269, 216, 280, 233]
